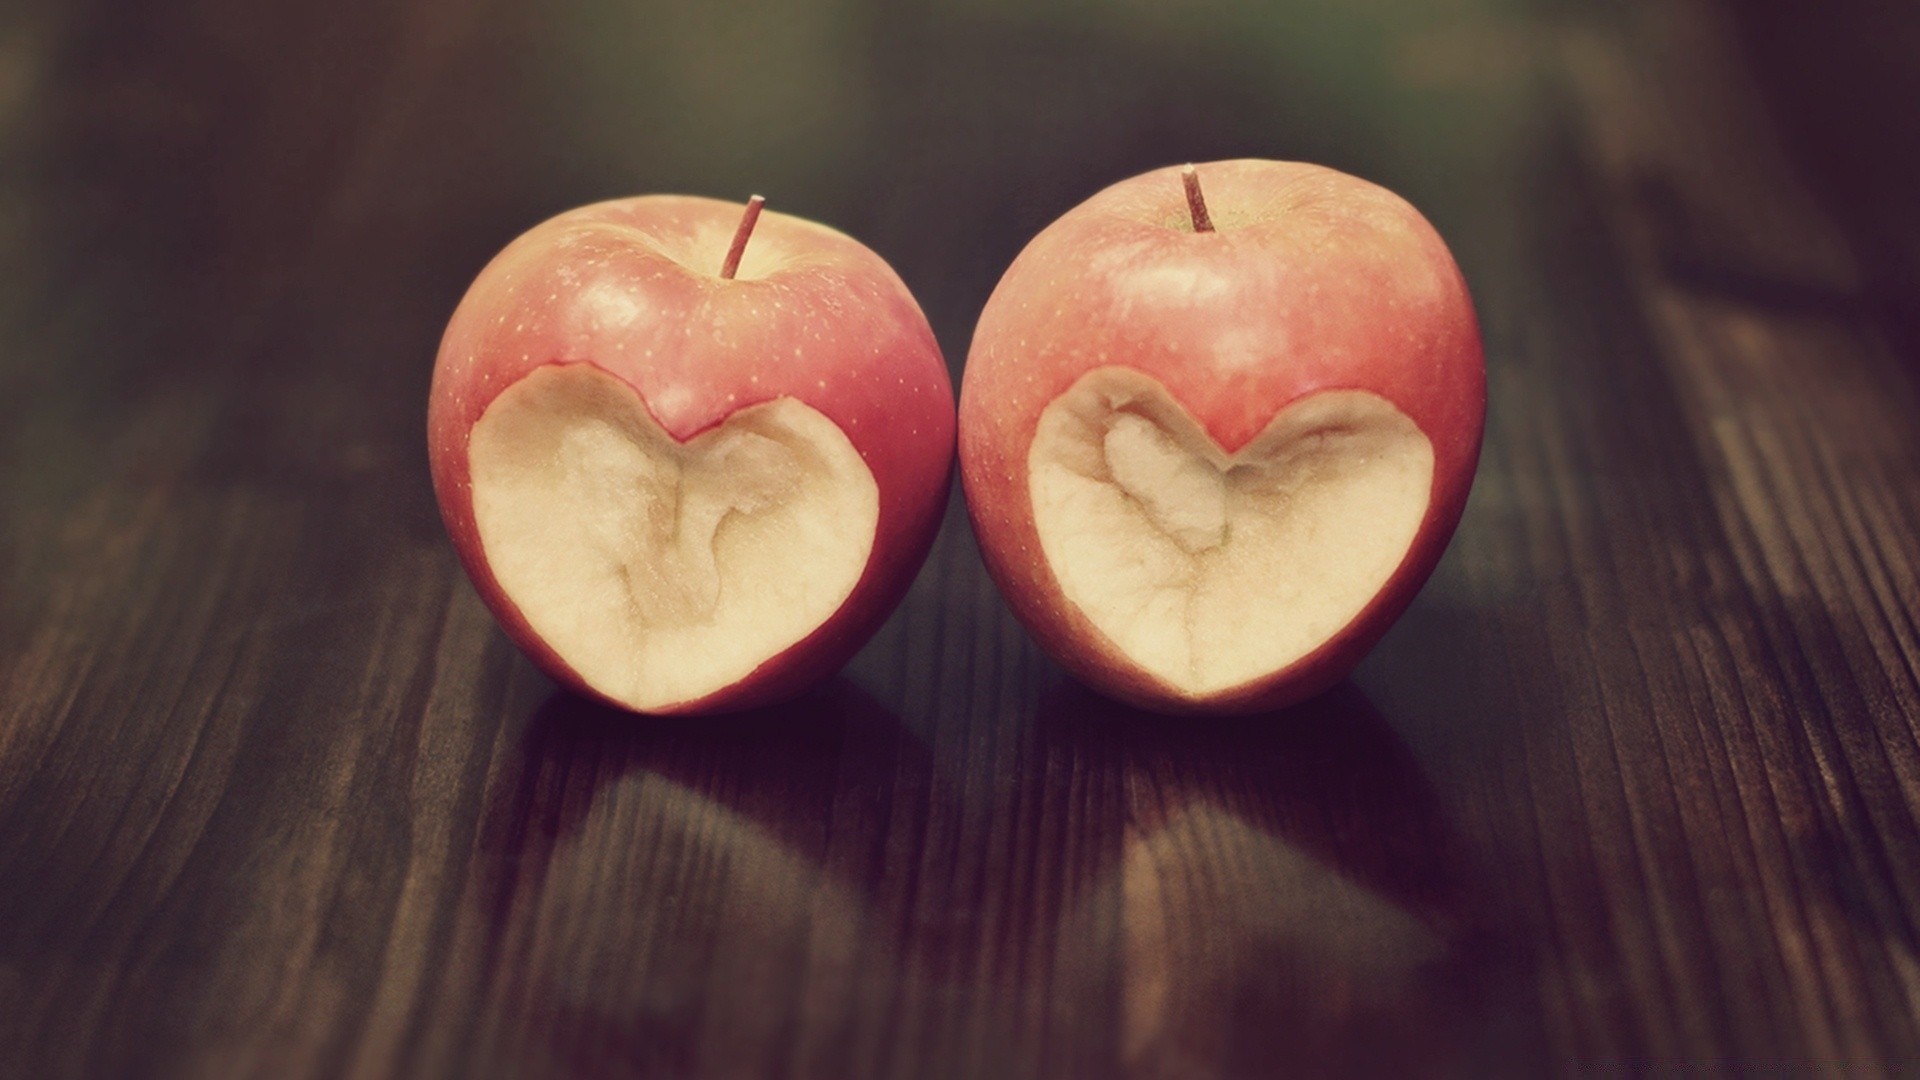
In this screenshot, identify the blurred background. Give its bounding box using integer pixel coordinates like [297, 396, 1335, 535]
[0, 0, 1912, 516]
[0, 0, 1913, 478]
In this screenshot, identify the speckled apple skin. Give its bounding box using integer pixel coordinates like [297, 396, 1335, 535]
[429, 195, 954, 715]
[959, 161, 1484, 716]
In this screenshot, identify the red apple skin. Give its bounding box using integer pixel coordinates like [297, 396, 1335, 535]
[959, 160, 1484, 716]
[429, 195, 954, 715]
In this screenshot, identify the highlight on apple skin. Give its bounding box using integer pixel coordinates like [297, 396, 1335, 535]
[958, 159, 1485, 716]
[429, 194, 955, 715]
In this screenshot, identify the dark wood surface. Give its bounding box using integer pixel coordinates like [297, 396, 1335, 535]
[4, 0, 1919, 1075]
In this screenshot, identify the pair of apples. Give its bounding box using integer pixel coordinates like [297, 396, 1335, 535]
[427, 160, 1484, 717]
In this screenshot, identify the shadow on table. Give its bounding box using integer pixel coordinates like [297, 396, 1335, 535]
[469, 671, 1535, 1075]
[479, 676, 916, 883]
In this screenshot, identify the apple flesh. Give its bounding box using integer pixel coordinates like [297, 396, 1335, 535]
[959, 160, 1483, 715]
[430, 195, 953, 715]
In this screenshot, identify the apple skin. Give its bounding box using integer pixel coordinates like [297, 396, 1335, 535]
[429, 195, 954, 714]
[959, 160, 1484, 716]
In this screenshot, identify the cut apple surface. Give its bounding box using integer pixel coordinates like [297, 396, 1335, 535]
[468, 363, 878, 712]
[1028, 367, 1433, 697]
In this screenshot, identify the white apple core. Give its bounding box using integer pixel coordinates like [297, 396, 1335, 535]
[468, 365, 879, 711]
[1028, 368, 1433, 699]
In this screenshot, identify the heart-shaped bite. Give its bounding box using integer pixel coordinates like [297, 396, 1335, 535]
[1029, 367, 1433, 699]
[469, 364, 878, 712]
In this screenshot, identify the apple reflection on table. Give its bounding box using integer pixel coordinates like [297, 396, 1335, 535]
[1049, 681, 1522, 1075]
[474, 678, 918, 1075]
[471, 672, 1525, 1075]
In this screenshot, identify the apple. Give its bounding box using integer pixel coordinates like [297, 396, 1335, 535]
[429, 194, 954, 715]
[959, 161, 1483, 715]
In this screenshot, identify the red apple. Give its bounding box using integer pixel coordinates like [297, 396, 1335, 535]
[959, 161, 1483, 715]
[429, 195, 954, 715]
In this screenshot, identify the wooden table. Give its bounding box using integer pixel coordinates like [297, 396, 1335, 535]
[4, 0, 1917, 1074]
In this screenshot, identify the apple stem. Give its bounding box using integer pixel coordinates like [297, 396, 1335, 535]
[719, 195, 766, 280]
[1181, 165, 1215, 233]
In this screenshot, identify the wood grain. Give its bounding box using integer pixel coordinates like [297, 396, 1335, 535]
[2, 0, 1918, 1075]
